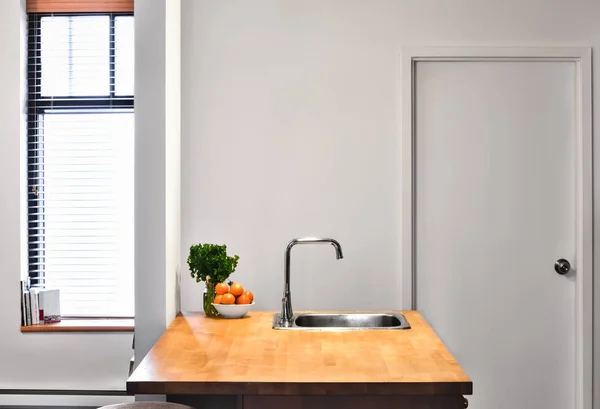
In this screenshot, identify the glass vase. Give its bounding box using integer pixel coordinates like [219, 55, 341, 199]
[203, 281, 219, 317]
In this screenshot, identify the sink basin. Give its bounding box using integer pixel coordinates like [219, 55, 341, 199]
[272, 313, 410, 330]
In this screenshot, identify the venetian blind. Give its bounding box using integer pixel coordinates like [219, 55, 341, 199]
[27, 13, 134, 317]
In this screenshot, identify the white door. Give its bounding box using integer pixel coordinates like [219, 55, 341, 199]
[410, 54, 591, 409]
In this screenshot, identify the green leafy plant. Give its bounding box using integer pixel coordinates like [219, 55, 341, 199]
[187, 243, 240, 284]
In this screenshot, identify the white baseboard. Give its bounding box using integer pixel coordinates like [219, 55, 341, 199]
[0, 394, 134, 407]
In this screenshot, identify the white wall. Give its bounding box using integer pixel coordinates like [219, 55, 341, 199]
[165, 0, 182, 333]
[134, 0, 167, 366]
[180, 0, 402, 313]
[0, 0, 133, 400]
[178, 0, 600, 406]
[134, 0, 182, 364]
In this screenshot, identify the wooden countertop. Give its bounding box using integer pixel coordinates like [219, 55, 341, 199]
[127, 311, 472, 396]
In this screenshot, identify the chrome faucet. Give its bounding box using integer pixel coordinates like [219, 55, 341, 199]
[279, 237, 344, 326]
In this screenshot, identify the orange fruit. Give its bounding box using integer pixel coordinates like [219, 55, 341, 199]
[221, 293, 235, 304]
[215, 282, 229, 295]
[243, 291, 254, 303]
[213, 294, 223, 304]
[236, 293, 251, 305]
[230, 282, 244, 296]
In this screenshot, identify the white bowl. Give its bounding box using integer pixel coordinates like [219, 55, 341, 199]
[212, 302, 255, 319]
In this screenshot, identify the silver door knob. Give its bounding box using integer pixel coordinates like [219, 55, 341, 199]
[554, 259, 571, 275]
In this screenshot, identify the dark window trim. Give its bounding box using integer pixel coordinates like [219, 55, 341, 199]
[27, 13, 44, 288]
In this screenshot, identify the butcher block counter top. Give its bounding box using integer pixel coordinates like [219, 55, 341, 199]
[127, 311, 472, 396]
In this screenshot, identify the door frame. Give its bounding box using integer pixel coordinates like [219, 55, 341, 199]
[400, 46, 593, 409]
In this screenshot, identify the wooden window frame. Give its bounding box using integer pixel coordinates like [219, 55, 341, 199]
[27, 0, 133, 13]
[21, 317, 134, 332]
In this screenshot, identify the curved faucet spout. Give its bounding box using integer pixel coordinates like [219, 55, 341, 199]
[279, 237, 344, 326]
[287, 237, 344, 258]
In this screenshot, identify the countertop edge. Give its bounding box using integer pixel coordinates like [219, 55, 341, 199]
[126, 381, 473, 396]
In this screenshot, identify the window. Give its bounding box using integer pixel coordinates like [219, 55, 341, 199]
[27, 13, 134, 317]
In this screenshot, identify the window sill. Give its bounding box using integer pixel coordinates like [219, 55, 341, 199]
[20, 318, 134, 333]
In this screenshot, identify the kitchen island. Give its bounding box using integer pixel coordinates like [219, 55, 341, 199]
[127, 311, 472, 409]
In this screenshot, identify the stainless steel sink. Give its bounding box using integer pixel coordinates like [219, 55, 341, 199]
[272, 313, 411, 330]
